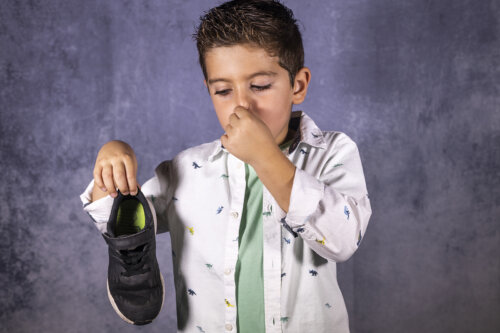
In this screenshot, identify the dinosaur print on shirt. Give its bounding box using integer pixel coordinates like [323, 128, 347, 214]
[344, 206, 350, 220]
[262, 205, 272, 217]
[316, 237, 326, 245]
[309, 270, 318, 276]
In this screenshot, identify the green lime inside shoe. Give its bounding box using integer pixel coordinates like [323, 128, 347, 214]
[115, 198, 146, 236]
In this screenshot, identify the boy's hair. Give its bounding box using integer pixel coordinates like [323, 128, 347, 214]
[194, 0, 304, 86]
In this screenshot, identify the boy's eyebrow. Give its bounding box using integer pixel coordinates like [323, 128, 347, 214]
[207, 71, 278, 85]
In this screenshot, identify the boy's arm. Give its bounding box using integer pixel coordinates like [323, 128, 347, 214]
[80, 179, 116, 234]
[220, 108, 371, 262]
[251, 149, 295, 213]
[221, 107, 295, 212]
[277, 133, 372, 262]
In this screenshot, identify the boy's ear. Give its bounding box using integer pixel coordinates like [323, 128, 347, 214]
[292, 67, 311, 105]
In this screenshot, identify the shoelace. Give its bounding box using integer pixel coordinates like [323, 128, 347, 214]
[114, 243, 152, 277]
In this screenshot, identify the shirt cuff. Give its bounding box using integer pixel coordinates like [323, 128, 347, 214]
[80, 179, 114, 233]
[284, 167, 324, 229]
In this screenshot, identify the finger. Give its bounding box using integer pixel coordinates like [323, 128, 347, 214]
[228, 112, 240, 125]
[93, 164, 107, 193]
[233, 106, 247, 118]
[224, 123, 234, 135]
[112, 162, 129, 195]
[221, 133, 228, 147]
[102, 164, 117, 198]
[123, 155, 138, 195]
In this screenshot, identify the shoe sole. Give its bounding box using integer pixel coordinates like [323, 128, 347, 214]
[106, 272, 165, 325]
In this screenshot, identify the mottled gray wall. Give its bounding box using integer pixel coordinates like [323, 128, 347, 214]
[1, 0, 498, 332]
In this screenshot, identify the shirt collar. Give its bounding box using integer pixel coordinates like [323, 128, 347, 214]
[207, 139, 227, 162]
[287, 110, 327, 154]
[207, 110, 326, 162]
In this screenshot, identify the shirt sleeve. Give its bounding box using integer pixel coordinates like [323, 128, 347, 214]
[282, 133, 372, 262]
[79, 160, 173, 235]
[80, 179, 115, 234]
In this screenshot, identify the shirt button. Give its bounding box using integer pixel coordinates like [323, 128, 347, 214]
[225, 323, 233, 331]
[231, 211, 239, 219]
[224, 268, 232, 275]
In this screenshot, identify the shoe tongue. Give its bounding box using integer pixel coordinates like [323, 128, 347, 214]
[103, 228, 153, 250]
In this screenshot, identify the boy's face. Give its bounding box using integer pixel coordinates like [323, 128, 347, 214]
[204, 44, 309, 145]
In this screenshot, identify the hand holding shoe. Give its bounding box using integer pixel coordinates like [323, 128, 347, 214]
[92, 140, 139, 201]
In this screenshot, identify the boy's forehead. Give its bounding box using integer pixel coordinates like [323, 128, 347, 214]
[207, 71, 278, 84]
[204, 44, 283, 81]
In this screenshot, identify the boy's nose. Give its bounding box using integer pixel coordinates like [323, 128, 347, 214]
[234, 89, 252, 110]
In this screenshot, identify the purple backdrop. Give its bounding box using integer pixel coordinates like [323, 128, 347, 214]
[1, 0, 499, 332]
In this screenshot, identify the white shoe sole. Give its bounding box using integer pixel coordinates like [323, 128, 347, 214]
[106, 272, 165, 325]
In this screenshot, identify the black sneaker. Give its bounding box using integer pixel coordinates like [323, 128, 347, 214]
[102, 189, 164, 325]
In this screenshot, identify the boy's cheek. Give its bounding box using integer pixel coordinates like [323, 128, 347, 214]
[212, 105, 232, 130]
[257, 111, 285, 133]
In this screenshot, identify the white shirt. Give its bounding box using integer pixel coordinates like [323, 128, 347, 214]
[81, 110, 372, 333]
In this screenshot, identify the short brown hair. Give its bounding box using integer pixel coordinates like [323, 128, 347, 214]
[193, 0, 304, 86]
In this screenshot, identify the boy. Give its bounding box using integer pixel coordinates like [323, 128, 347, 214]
[81, 0, 372, 332]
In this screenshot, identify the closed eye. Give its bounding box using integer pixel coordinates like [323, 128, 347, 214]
[214, 89, 231, 96]
[251, 84, 271, 91]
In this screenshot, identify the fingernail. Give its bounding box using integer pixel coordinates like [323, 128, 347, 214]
[101, 187, 107, 192]
[122, 191, 129, 195]
[111, 192, 117, 198]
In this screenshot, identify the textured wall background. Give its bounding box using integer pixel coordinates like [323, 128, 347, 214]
[1, 0, 499, 332]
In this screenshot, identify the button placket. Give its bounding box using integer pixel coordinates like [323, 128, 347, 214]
[262, 188, 282, 333]
[223, 153, 245, 331]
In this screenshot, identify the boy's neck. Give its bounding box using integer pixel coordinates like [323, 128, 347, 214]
[278, 128, 296, 146]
